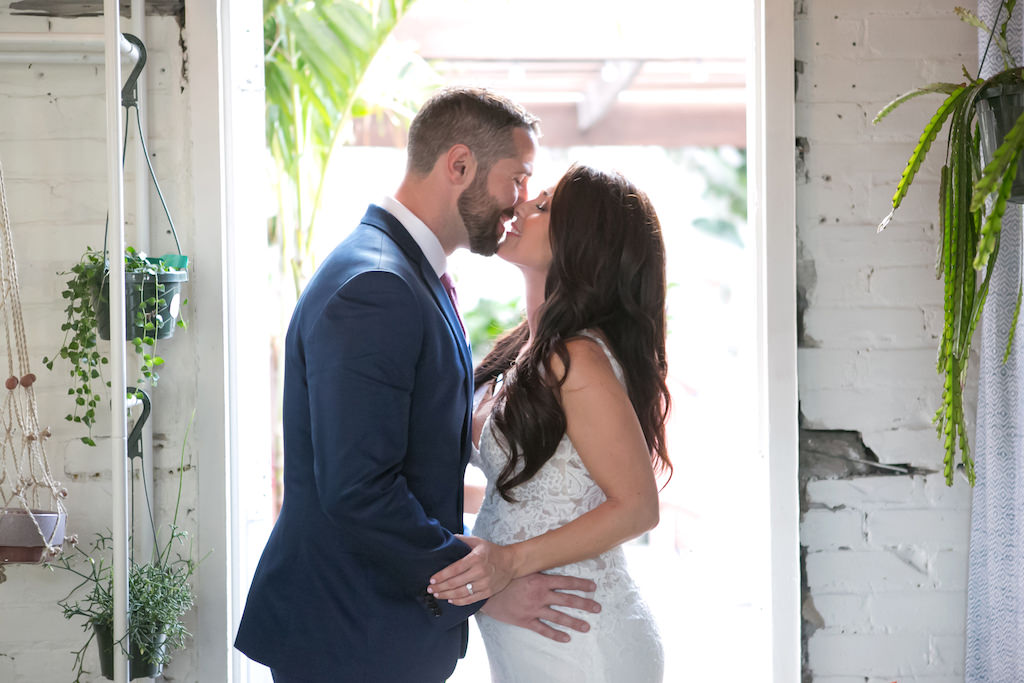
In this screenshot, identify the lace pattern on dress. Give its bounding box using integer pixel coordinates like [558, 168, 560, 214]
[471, 330, 663, 682]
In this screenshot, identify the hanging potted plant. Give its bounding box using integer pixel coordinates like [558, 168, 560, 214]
[42, 245, 187, 446]
[874, 0, 1024, 486]
[42, 32, 191, 447]
[48, 416, 197, 682]
[92, 248, 188, 343]
[53, 527, 194, 682]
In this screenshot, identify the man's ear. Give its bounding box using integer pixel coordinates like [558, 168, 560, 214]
[446, 144, 477, 188]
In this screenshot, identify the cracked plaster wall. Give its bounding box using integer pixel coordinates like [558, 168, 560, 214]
[796, 0, 975, 681]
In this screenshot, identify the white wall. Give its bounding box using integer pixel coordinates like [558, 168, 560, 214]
[0, 11, 202, 682]
[796, 0, 974, 681]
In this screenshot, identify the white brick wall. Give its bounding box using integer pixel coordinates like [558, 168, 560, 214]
[0, 12, 200, 682]
[797, 0, 976, 680]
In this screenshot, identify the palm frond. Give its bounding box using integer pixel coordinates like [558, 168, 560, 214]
[265, 0, 427, 295]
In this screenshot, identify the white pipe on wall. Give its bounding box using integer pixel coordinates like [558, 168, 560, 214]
[102, 1, 132, 681]
[0, 32, 139, 64]
[130, 0, 156, 572]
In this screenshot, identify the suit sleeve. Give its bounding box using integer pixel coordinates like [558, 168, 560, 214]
[304, 270, 480, 626]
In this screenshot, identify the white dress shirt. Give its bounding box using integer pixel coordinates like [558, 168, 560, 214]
[379, 196, 447, 278]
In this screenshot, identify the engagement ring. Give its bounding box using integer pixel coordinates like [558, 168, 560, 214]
[466, 582, 474, 595]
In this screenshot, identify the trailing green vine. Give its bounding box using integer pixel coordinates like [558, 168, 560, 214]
[42, 246, 186, 446]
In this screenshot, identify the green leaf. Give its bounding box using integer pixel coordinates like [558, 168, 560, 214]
[957, 5, 1016, 71]
[879, 84, 971, 232]
[265, 0, 430, 296]
[973, 147, 1021, 269]
[873, 82, 962, 125]
[1004, 279, 1023, 363]
[1000, 0, 1020, 70]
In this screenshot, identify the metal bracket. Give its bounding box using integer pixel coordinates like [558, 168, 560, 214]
[120, 33, 147, 109]
[126, 387, 151, 461]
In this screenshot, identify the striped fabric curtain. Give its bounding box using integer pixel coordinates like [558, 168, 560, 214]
[967, 1, 1024, 680]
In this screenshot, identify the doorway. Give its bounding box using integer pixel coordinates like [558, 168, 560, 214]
[227, 0, 797, 680]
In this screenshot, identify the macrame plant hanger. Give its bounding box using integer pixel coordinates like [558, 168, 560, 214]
[0, 158, 68, 583]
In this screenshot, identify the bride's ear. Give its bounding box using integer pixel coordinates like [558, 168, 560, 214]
[445, 144, 478, 189]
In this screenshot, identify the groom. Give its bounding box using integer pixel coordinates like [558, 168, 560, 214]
[235, 88, 600, 682]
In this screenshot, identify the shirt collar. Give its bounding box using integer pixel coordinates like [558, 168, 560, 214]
[379, 196, 447, 278]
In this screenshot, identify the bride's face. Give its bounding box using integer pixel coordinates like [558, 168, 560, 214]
[498, 188, 553, 273]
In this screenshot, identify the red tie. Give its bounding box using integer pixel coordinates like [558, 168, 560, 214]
[440, 272, 467, 338]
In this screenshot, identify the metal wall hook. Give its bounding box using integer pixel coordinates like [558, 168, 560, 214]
[126, 387, 151, 461]
[120, 33, 147, 108]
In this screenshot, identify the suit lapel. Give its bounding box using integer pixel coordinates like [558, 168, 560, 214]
[360, 205, 472, 368]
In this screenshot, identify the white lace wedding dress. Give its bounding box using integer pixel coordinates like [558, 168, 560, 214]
[471, 334, 664, 683]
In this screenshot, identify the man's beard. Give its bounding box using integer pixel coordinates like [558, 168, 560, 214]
[458, 173, 506, 256]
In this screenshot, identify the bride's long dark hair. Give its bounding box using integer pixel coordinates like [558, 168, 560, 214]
[475, 164, 672, 501]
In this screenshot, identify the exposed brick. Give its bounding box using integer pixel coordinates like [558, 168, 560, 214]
[803, 307, 933, 350]
[862, 427, 947, 467]
[865, 509, 970, 551]
[806, 474, 964, 509]
[810, 593, 870, 631]
[806, 549, 937, 592]
[865, 17, 975, 60]
[801, 0, 964, 18]
[868, 592, 967, 633]
[800, 387, 935, 433]
[807, 631, 931, 676]
[802, 508, 867, 551]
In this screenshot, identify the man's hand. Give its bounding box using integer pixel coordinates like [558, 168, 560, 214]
[480, 573, 601, 643]
[428, 535, 517, 604]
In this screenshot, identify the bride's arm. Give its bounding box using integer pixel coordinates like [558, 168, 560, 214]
[428, 337, 660, 604]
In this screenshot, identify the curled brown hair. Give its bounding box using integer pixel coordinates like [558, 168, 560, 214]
[475, 164, 672, 501]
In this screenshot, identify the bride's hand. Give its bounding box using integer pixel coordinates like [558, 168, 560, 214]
[427, 535, 518, 605]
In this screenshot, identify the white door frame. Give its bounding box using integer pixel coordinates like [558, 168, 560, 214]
[750, 0, 800, 680]
[192, 0, 801, 679]
[187, 0, 269, 681]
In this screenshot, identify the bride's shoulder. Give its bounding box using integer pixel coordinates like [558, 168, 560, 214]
[549, 331, 620, 389]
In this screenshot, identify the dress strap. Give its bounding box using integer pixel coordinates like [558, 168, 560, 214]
[575, 329, 626, 385]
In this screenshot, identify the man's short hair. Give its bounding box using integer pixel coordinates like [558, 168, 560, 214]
[406, 87, 541, 176]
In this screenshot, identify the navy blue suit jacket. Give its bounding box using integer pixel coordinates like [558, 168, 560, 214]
[235, 205, 481, 682]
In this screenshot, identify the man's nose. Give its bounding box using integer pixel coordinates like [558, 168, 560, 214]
[513, 183, 527, 207]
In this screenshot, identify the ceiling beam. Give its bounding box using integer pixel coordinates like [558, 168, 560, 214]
[6, 0, 183, 17]
[351, 100, 745, 149]
[577, 60, 643, 132]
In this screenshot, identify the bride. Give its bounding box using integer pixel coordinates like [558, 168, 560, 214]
[428, 163, 672, 682]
